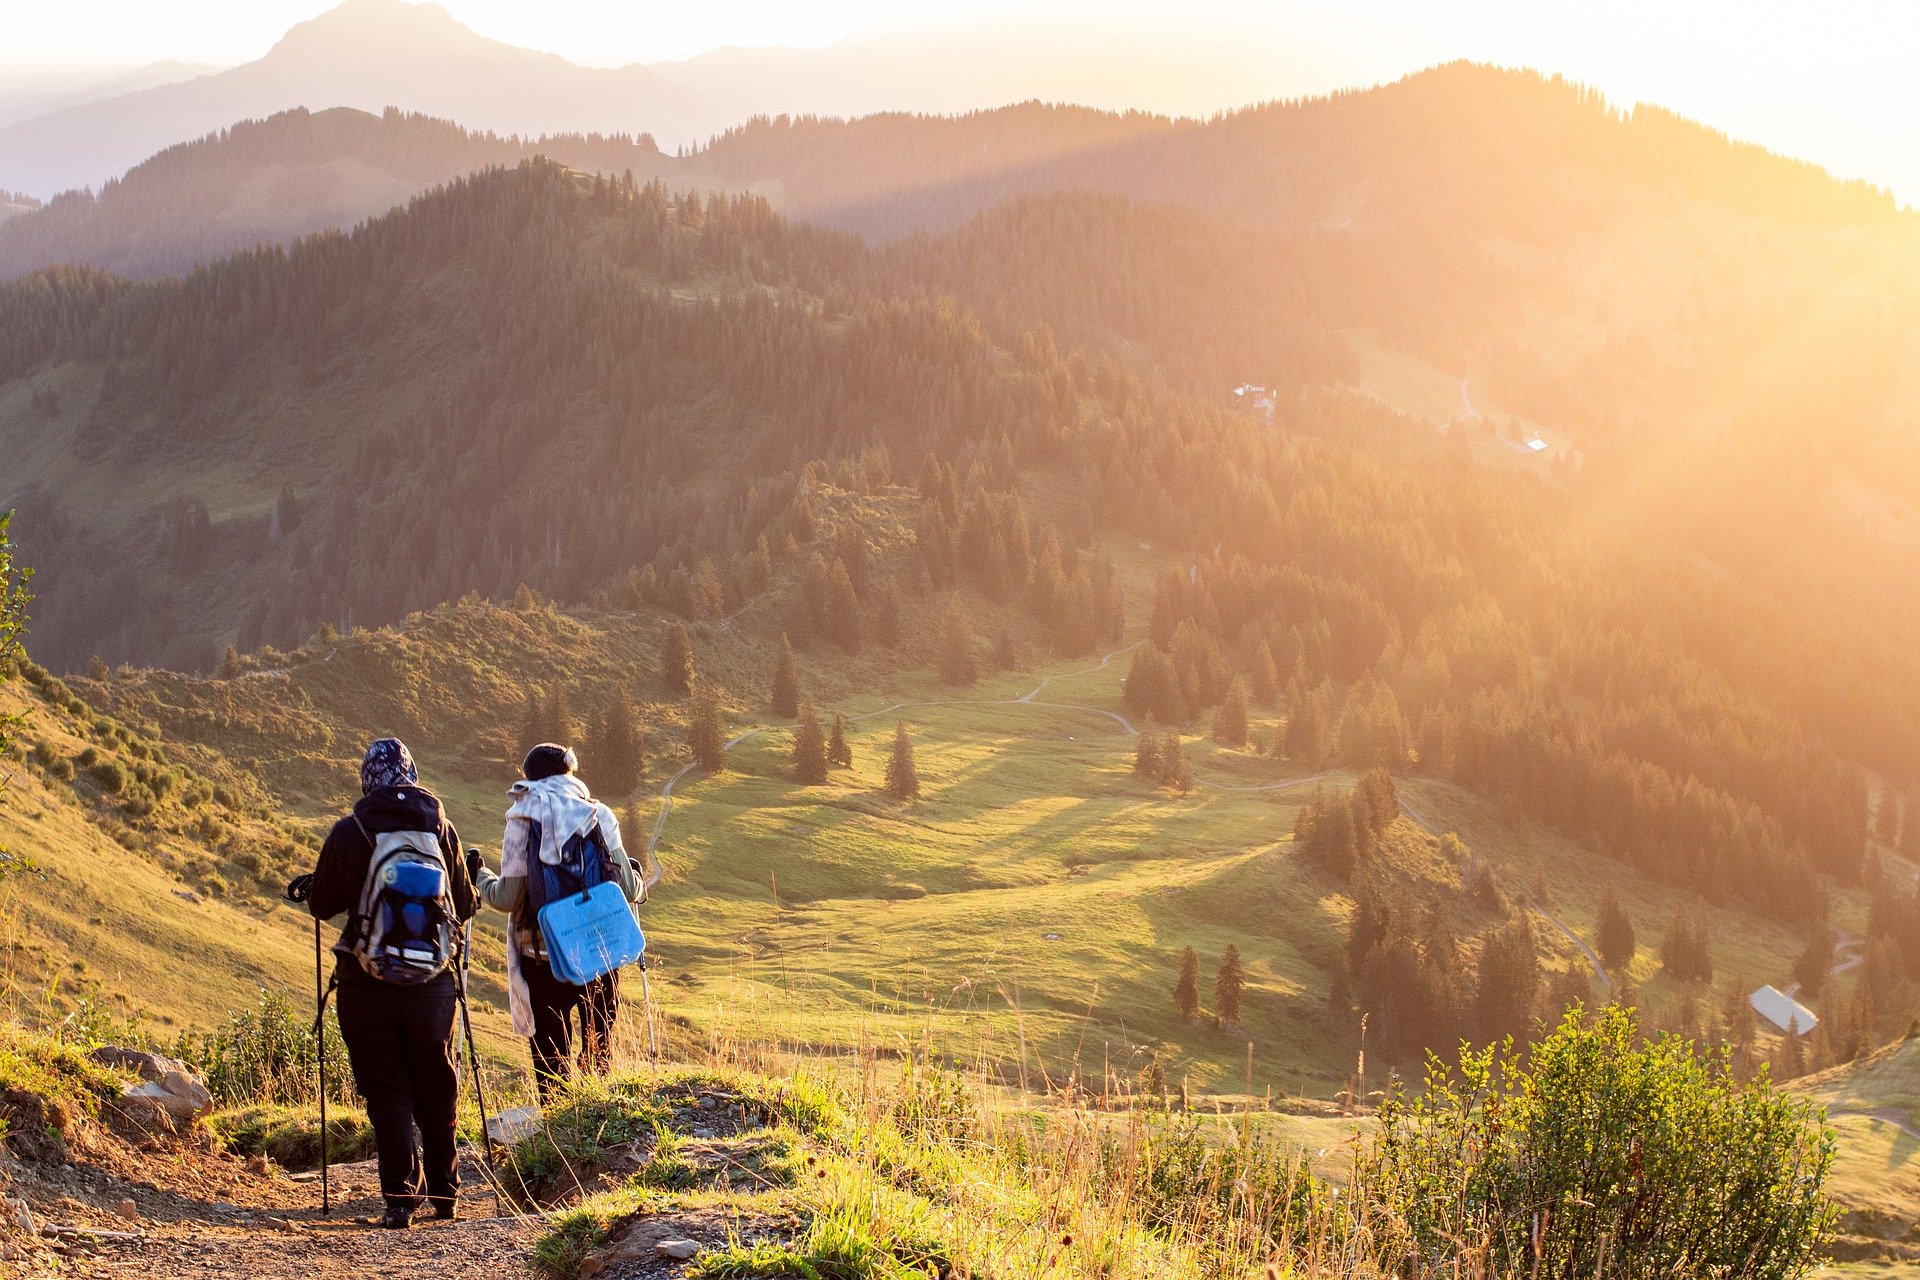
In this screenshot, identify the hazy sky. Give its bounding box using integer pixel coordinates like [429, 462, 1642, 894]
[7, 0, 1920, 201]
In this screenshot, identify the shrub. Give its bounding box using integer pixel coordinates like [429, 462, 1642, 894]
[1354, 1005, 1835, 1278]
[89, 759, 127, 794]
[174, 991, 353, 1107]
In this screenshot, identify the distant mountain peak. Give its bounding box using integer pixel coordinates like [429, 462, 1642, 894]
[268, 0, 482, 58]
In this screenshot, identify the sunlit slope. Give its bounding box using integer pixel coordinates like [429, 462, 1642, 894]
[74, 594, 1837, 1097]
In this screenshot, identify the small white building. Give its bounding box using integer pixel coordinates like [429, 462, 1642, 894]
[1749, 985, 1818, 1037]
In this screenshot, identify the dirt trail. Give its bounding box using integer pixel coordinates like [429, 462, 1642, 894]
[40, 1143, 727, 1280]
[52, 1154, 543, 1280]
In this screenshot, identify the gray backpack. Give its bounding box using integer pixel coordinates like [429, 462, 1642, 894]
[343, 820, 456, 984]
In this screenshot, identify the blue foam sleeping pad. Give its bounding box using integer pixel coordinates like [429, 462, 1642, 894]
[537, 880, 646, 986]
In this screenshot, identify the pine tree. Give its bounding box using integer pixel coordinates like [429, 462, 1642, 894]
[1214, 944, 1246, 1027]
[936, 596, 976, 686]
[884, 722, 920, 800]
[826, 559, 861, 655]
[1212, 677, 1249, 749]
[1311, 796, 1360, 881]
[992, 627, 1018, 671]
[770, 632, 800, 718]
[1132, 717, 1161, 779]
[1159, 730, 1193, 794]
[586, 689, 644, 797]
[827, 712, 852, 768]
[1595, 886, 1636, 973]
[688, 680, 726, 774]
[1250, 642, 1281, 707]
[1474, 914, 1540, 1045]
[791, 699, 828, 785]
[1174, 946, 1201, 1021]
[660, 620, 694, 695]
[518, 690, 545, 757]
[1776, 1027, 1805, 1080]
[220, 644, 242, 678]
[543, 685, 574, 746]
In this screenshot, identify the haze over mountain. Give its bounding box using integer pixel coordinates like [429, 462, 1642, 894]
[0, 0, 707, 201]
[0, 59, 220, 129]
[0, 106, 679, 280]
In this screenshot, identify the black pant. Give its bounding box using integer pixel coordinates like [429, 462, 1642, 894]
[335, 975, 459, 1212]
[522, 955, 619, 1101]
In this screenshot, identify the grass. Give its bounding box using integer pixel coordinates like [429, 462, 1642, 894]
[206, 1102, 377, 1169]
[19, 592, 1852, 1101]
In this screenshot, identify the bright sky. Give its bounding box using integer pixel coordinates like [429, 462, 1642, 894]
[7, 0, 1920, 201]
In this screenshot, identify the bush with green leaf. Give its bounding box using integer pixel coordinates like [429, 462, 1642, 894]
[174, 990, 352, 1107]
[1354, 1005, 1835, 1278]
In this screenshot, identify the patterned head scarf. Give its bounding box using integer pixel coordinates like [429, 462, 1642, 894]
[360, 738, 418, 795]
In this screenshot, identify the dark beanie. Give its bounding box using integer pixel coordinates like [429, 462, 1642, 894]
[522, 743, 577, 781]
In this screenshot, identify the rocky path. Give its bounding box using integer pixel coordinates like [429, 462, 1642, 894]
[46, 1153, 539, 1280]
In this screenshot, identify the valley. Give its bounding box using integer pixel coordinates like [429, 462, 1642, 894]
[3, 4, 1920, 1271]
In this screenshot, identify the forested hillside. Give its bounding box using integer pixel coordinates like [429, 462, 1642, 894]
[0, 106, 676, 280]
[5, 62, 1920, 1058]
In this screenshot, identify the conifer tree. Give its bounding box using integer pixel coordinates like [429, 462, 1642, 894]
[936, 596, 976, 686]
[1474, 914, 1540, 1045]
[1250, 641, 1281, 707]
[688, 680, 726, 774]
[1174, 946, 1201, 1021]
[543, 685, 574, 747]
[586, 688, 644, 797]
[884, 722, 920, 800]
[1212, 677, 1249, 749]
[791, 699, 828, 785]
[827, 712, 852, 768]
[220, 644, 242, 678]
[518, 690, 545, 757]
[1355, 768, 1398, 834]
[660, 620, 694, 695]
[1214, 944, 1246, 1027]
[1132, 717, 1160, 780]
[1313, 795, 1360, 880]
[826, 559, 861, 655]
[1595, 886, 1636, 973]
[770, 632, 800, 718]
[993, 627, 1018, 671]
[1159, 730, 1193, 794]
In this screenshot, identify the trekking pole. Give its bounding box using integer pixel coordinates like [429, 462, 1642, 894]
[638, 956, 660, 1066]
[314, 918, 331, 1218]
[285, 874, 331, 1218]
[457, 919, 496, 1166]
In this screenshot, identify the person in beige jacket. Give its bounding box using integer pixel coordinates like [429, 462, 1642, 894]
[469, 743, 649, 1100]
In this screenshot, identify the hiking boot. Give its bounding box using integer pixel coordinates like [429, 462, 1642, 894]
[425, 1199, 456, 1222]
[380, 1204, 414, 1230]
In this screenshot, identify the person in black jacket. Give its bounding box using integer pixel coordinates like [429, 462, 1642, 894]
[303, 738, 475, 1229]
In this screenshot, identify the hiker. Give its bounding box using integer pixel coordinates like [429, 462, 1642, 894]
[470, 743, 646, 1102]
[299, 738, 475, 1229]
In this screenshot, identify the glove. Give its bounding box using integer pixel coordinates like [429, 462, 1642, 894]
[285, 873, 314, 904]
[465, 847, 484, 882]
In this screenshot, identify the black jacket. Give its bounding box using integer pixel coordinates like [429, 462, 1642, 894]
[309, 784, 476, 984]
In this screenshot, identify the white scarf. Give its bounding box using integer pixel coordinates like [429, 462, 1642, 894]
[503, 773, 601, 872]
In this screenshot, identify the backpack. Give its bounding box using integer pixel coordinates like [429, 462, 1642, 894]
[345, 818, 457, 984]
[522, 821, 614, 931]
[519, 819, 643, 983]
